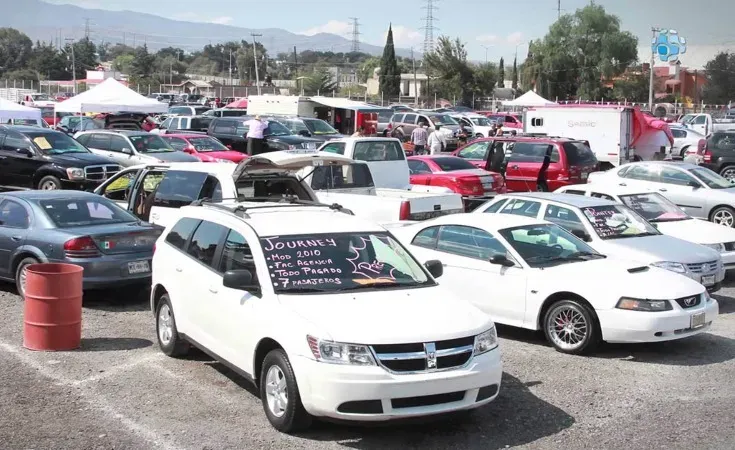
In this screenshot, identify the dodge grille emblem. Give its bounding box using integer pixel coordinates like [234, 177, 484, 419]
[424, 342, 437, 370]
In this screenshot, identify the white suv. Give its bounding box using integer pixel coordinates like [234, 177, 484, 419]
[151, 201, 502, 432]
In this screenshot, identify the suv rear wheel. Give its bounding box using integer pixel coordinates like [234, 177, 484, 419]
[720, 166, 735, 182]
[156, 294, 190, 357]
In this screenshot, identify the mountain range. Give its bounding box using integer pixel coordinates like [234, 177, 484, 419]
[0, 0, 416, 58]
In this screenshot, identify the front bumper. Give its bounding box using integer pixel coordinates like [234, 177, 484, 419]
[291, 348, 502, 421]
[54, 252, 153, 289]
[60, 179, 105, 191]
[721, 251, 735, 270]
[597, 299, 719, 343]
[683, 268, 726, 293]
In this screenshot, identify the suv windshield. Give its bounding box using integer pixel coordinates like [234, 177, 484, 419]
[262, 232, 431, 293]
[129, 135, 175, 153]
[303, 119, 339, 135]
[499, 224, 604, 268]
[27, 132, 90, 155]
[263, 121, 292, 137]
[188, 136, 228, 152]
[427, 114, 458, 126]
[689, 167, 733, 189]
[432, 156, 477, 171]
[563, 142, 598, 166]
[580, 204, 659, 240]
[619, 192, 690, 222]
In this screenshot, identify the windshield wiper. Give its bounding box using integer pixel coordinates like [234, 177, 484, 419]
[565, 251, 605, 260]
[280, 287, 328, 293]
[333, 281, 408, 292]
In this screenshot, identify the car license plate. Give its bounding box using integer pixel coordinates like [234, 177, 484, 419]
[690, 312, 706, 329]
[701, 275, 715, 286]
[581, 171, 589, 179]
[128, 260, 150, 274]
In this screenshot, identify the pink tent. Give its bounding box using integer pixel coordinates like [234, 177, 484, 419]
[225, 98, 247, 109]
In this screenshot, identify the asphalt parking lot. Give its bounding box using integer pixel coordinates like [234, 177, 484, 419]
[1, 282, 734, 450]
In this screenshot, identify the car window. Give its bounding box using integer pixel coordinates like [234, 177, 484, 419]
[213, 121, 236, 134]
[38, 198, 137, 227]
[408, 160, 432, 174]
[310, 164, 374, 190]
[165, 217, 200, 250]
[590, 192, 616, 201]
[108, 135, 129, 152]
[403, 114, 418, 124]
[711, 134, 735, 152]
[87, 133, 111, 150]
[500, 199, 541, 218]
[436, 225, 507, 260]
[483, 198, 508, 213]
[671, 129, 687, 138]
[218, 229, 254, 273]
[621, 165, 656, 181]
[1, 134, 32, 153]
[153, 171, 211, 208]
[659, 167, 696, 186]
[508, 143, 554, 163]
[0, 200, 29, 228]
[74, 133, 90, 146]
[391, 114, 405, 123]
[458, 141, 490, 159]
[562, 142, 596, 166]
[320, 142, 346, 155]
[543, 204, 586, 233]
[186, 220, 228, 269]
[561, 189, 586, 196]
[160, 118, 172, 129]
[499, 223, 599, 268]
[164, 137, 188, 151]
[353, 141, 405, 161]
[692, 115, 706, 125]
[412, 226, 439, 248]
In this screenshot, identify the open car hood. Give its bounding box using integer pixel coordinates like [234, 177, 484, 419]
[231, 150, 353, 181]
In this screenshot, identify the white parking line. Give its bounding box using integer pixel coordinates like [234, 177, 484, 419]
[0, 341, 183, 450]
[71, 353, 165, 386]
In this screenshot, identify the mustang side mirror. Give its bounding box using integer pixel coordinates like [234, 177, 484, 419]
[489, 254, 515, 267]
[223, 269, 261, 294]
[571, 229, 591, 242]
[424, 260, 443, 278]
[687, 180, 700, 188]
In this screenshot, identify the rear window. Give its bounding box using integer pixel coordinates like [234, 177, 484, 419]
[153, 171, 222, 207]
[508, 142, 558, 163]
[310, 164, 375, 190]
[194, 107, 211, 115]
[39, 197, 137, 227]
[562, 142, 597, 166]
[352, 140, 405, 162]
[190, 117, 213, 130]
[432, 157, 477, 171]
[213, 120, 236, 134]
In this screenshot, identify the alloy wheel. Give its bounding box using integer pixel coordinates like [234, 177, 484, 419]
[265, 365, 288, 418]
[547, 305, 588, 351]
[18, 265, 28, 297]
[158, 304, 173, 346]
[713, 209, 735, 227]
[721, 168, 735, 182]
[40, 181, 58, 190]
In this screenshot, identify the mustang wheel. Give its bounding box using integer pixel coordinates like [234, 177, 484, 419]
[543, 299, 600, 355]
[260, 349, 312, 433]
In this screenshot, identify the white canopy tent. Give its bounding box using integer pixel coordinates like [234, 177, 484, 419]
[502, 90, 557, 107]
[54, 78, 168, 114]
[0, 98, 43, 123]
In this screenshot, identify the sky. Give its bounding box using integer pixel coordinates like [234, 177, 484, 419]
[46, 0, 735, 68]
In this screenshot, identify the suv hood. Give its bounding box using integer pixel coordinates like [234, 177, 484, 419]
[49, 152, 118, 166]
[269, 135, 323, 148]
[232, 150, 353, 180]
[599, 234, 721, 264]
[280, 287, 492, 344]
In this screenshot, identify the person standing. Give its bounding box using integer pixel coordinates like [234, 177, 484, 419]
[411, 122, 429, 155]
[244, 115, 268, 156]
[427, 124, 446, 155]
[352, 126, 365, 137]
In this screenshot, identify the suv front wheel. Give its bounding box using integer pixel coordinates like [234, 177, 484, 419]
[38, 175, 62, 190]
[260, 349, 312, 433]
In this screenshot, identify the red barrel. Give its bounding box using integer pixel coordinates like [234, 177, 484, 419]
[23, 263, 83, 351]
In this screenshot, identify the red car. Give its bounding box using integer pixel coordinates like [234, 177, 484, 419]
[407, 155, 506, 211]
[477, 112, 523, 129]
[161, 134, 247, 163]
[452, 136, 599, 192]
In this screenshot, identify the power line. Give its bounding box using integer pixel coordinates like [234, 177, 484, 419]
[349, 17, 361, 53]
[421, 0, 438, 55]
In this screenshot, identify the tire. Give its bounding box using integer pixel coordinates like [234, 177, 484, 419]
[15, 256, 39, 298]
[679, 146, 689, 159]
[475, 133, 484, 138]
[710, 206, 735, 228]
[720, 166, 735, 182]
[155, 294, 190, 357]
[259, 349, 312, 433]
[38, 175, 62, 190]
[542, 299, 600, 355]
[392, 127, 405, 140]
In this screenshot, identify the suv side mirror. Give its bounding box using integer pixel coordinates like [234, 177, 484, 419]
[571, 229, 592, 242]
[121, 147, 133, 154]
[223, 269, 261, 294]
[687, 180, 701, 188]
[16, 147, 33, 157]
[424, 260, 443, 278]
[489, 254, 515, 267]
[298, 130, 311, 137]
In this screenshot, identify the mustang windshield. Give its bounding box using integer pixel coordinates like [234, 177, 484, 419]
[580, 204, 659, 240]
[499, 224, 604, 268]
[619, 192, 690, 222]
[261, 232, 432, 293]
[129, 135, 175, 153]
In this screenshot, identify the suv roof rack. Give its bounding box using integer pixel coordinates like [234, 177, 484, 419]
[190, 196, 354, 219]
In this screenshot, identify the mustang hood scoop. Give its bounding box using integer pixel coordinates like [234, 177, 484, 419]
[627, 266, 650, 273]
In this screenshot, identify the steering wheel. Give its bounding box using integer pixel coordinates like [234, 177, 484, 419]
[550, 244, 564, 255]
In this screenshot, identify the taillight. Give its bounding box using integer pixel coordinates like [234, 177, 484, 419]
[64, 236, 101, 258]
[703, 150, 712, 163]
[697, 139, 707, 155]
[387, 123, 392, 130]
[399, 201, 411, 220]
[455, 178, 483, 195]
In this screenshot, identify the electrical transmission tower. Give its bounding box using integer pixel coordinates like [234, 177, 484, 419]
[349, 17, 361, 53]
[83, 18, 91, 39]
[421, 0, 438, 54]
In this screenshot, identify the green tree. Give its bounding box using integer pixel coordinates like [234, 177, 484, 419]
[472, 62, 497, 97]
[523, 4, 638, 100]
[64, 38, 98, 79]
[702, 52, 735, 105]
[29, 42, 69, 80]
[106, 43, 136, 61]
[129, 44, 156, 80]
[188, 55, 218, 76]
[303, 67, 337, 95]
[379, 24, 400, 96]
[424, 36, 475, 104]
[511, 56, 518, 90]
[612, 66, 651, 102]
[497, 57, 505, 87]
[112, 54, 135, 74]
[154, 55, 188, 84]
[0, 28, 33, 75]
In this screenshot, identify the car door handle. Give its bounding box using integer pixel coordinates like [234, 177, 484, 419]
[511, 165, 519, 169]
[209, 287, 218, 294]
[175, 267, 183, 272]
[659, 188, 667, 192]
[11, 236, 22, 241]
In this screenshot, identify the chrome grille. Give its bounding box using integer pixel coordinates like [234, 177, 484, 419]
[84, 165, 121, 181]
[675, 294, 702, 309]
[371, 336, 475, 374]
[686, 260, 719, 274]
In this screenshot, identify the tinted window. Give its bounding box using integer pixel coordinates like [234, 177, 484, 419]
[194, 108, 211, 116]
[186, 220, 227, 268]
[433, 157, 477, 171]
[213, 120, 236, 134]
[458, 141, 490, 159]
[0, 200, 29, 228]
[562, 190, 586, 195]
[391, 114, 405, 123]
[75, 134, 90, 145]
[219, 229, 254, 273]
[508, 143, 553, 163]
[483, 199, 508, 213]
[88, 134, 111, 150]
[403, 114, 417, 124]
[562, 142, 597, 166]
[38, 197, 137, 227]
[711, 133, 735, 152]
[500, 199, 541, 218]
[165, 217, 200, 250]
[437, 225, 507, 260]
[108, 135, 129, 152]
[190, 117, 212, 130]
[659, 167, 696, 186]
[412, 226, 439, 248]
[320, 142, 346, 155]
[353, 141, 405, 161]
[153, 171, 210, 208]
[408, 160, 432, 174]
[310, 164, 374, 190]
[1, 134, 32, 152]
[621, 165, 656, 181]
[543, 204, 586, 233]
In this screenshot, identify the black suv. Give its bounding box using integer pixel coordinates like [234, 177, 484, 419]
[207, 117, 322, 152]
[702, 132, 735, 180]
[0, 126, 121, 190]
[267, 116, 345, 143]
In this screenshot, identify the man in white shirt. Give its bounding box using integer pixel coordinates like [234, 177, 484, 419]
[410, 122, 429, 155]
[427, 124, 447, 154]
[244, 115, 268, 155]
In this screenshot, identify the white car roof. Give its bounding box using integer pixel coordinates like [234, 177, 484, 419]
[133, 162, 237, 177]
[403, 212, 545, 232]
[556, 183, 653, 196]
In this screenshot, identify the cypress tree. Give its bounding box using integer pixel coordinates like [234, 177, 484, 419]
[379, 24, 400, 97]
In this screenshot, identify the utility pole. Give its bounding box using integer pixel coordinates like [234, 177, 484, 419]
[229, 49, 233, 86]
[557, 0, 561, 18]
[421, 0, 439, 54]
[251, 33, 262, 95]
[411, 47, 418, 105]
[648, 27, 661, 111]
[481, 45, 493, 63]
[65, 38, 76, 95]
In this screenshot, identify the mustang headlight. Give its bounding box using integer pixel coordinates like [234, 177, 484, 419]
[616, 297, 673, 312]
[306, 335, 375, 366]
[702, 243, 725, 252]
[473, 327, 498, 355]
[651, 261, 687, 274]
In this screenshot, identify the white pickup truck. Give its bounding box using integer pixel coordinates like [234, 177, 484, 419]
[93, 151, 463, 227]
[682, 113, 735, 136]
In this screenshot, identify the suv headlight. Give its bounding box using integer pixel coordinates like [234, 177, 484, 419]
[651, 261, 687, 274]
[616, 297, 673, 312]
[66, 167, 85, 180]
[702, 243, 725, 252]
[306, 335, 375, 366]
[473, 327, 498, 355]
